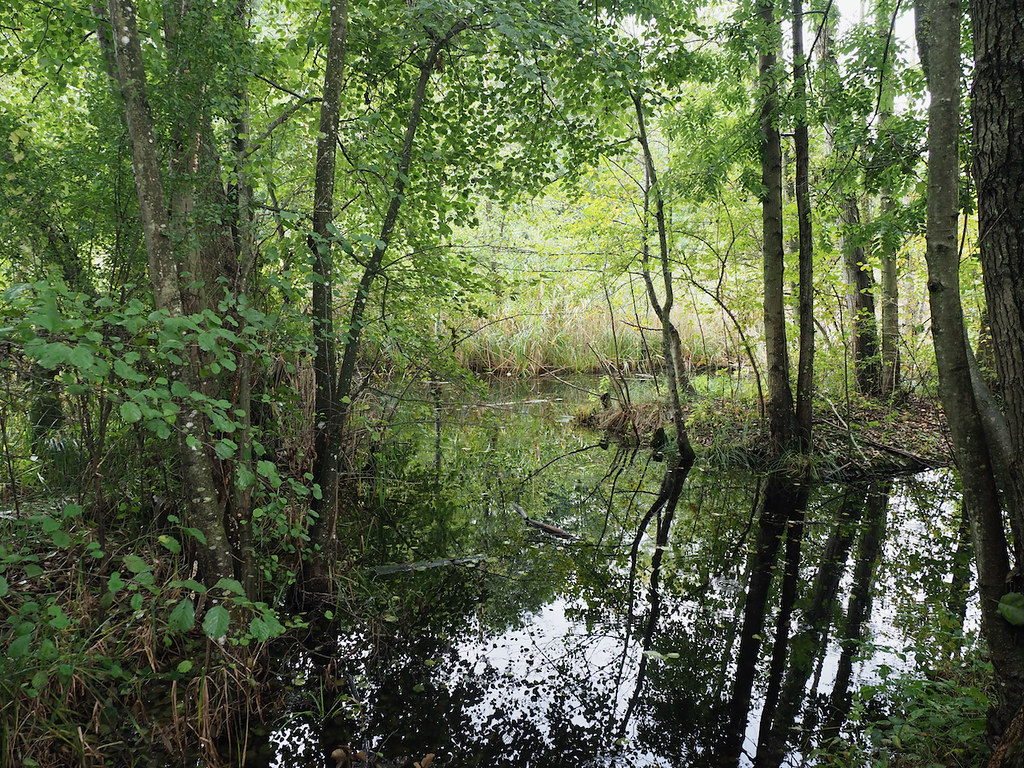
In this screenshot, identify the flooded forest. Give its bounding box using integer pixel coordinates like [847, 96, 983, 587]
[3, 0, 1024, 765]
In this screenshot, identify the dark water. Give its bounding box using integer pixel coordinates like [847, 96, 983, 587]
[253, 378, 972, 768]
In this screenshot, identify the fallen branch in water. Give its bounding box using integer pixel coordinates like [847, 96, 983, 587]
[512, 503, 578, 541]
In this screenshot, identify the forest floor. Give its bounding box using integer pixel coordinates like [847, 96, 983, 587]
[578, 392, 952, 479]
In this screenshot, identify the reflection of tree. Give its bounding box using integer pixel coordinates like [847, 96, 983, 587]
[755, 481, 888, 767]
[719, 473, 810, 767]
[618, 459, 692, 734]
[826, 480, 890, 730]
[270, 385, 957, 767]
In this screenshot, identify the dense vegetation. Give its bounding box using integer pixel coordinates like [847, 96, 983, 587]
[2, 0, 1023, 764]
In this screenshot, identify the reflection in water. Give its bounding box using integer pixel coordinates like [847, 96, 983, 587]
[243, 381, 970, 768]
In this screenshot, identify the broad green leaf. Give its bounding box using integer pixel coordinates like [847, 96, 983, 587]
[8, 632, 32, 659]
[168, 598, 195, 633]
[202, 605, 231, 640]
[213, 578, 245, 596]
[158, 534, 181, 553]
[169, 578, 207, 593]
[120, 401, 143, 423]
[123, 554, 149, 573]
[998, 592, 1024, 625]
[249, 612, 285, 642]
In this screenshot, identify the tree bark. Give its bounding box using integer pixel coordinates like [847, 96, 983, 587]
[306, 20, 469, 584]
[791, 0, 815, 451]
[633, 90, 696, 466]
[759, 0, 796, 454]
[104, 0, 235, 587]
[306, 0, 349, 586]
[926, 0, 1024, 734]
[972, 0, 1024, 574]
[879, 191, 901, 396]
[841, 197, 882, 396]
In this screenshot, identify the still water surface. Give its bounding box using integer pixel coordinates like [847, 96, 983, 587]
[256, 378, 972, 767]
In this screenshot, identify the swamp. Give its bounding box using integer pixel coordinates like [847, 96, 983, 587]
[4, 0, 1024, 763]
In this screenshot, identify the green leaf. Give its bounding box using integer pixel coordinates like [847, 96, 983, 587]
[998, 592, 1024, 625]
[168, 598, 195, 633]
[214, 578, 245, 596]
[0, 576, 7, 597]
[120, 401, 143, 423]
[169, 578, 207, 594]
[176, 660, 194, 674]
[158, 534, 181, 553]
[249, 612, 285, 642]
[214, 438, 237, 459]
[202, 605, 231, 640]
[31, 670, 48, 692]
[47, 606, 70, 630]
[123, 554, 149, 573]
[107, 572, 125, 594]
[8, 632, 32, 659]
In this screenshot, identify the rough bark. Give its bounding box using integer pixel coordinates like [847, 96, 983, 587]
[973, 0, 1024, 574]
[841, 197, 882, 396]
[104, 0, 235, 587]
[759, 0, 796, 454]
[306, 0, 349, 584]
[791, 0, 815, 451]
[926, 0, 1024, 734]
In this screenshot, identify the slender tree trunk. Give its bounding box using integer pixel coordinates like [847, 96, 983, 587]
[759, 0, 796, 454]
[306, 21, 469, 585]
[875, 1, 901, 398]
[791, 0, 815, 451]
[841, 197, 882, 396]
[104, 0, 235, 587]
[879, 190, 901, 397]
[306, 0, 349, 586]
[228, 3, 258, 594]
[633, 91, 696, 466]
[925, 0, 1024, 737]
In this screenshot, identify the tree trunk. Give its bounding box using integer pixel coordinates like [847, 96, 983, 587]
[841, 197, 882, 397]
[972, 0, 1024, 575]
[306, 20, 469, 586]
[104, 0, 235, 587]
[879, 190, 901, 397]
[306, 0, 349, 588]
[633, 90, 696, 466]
[926, 0, 1024, 735]
[791, 0, 815, 451]
[759, 0, 796, 454]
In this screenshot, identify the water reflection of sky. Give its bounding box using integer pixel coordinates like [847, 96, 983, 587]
[262, 383, 971, 768]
